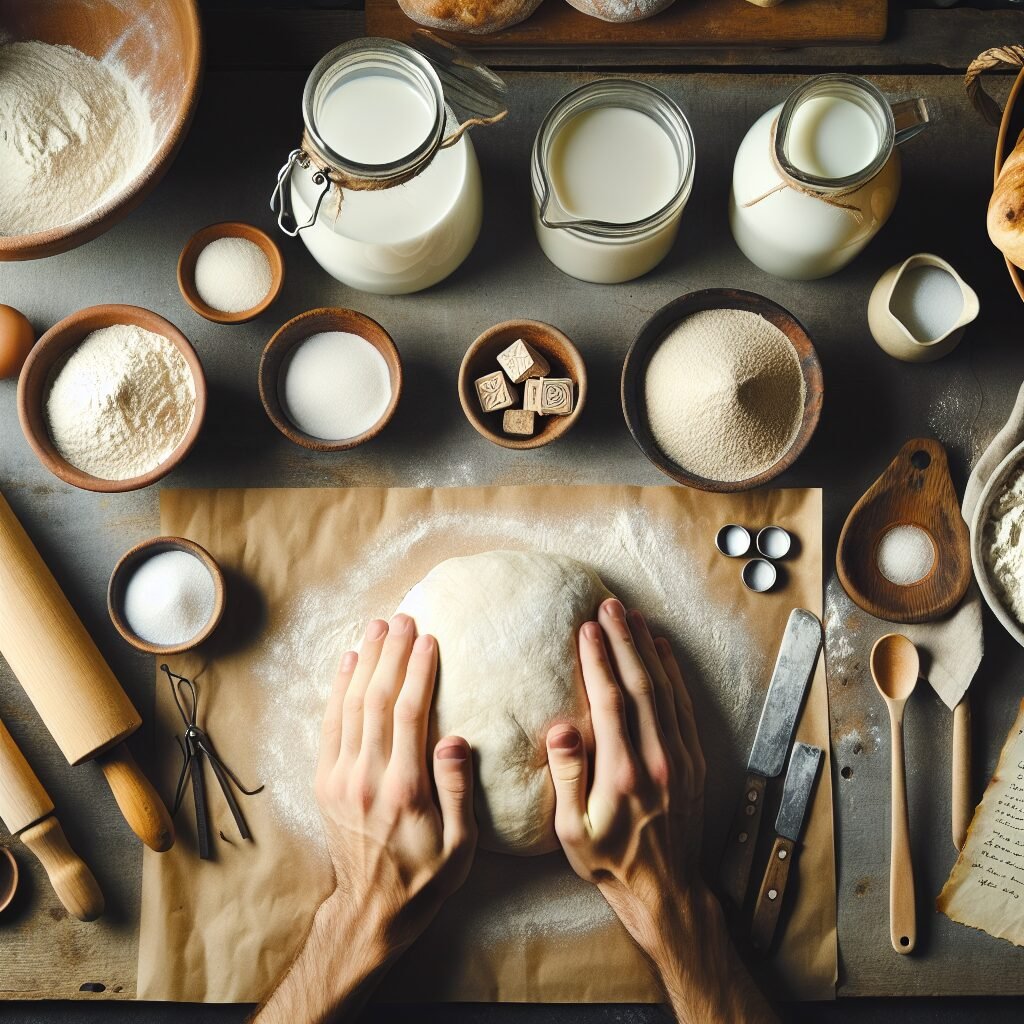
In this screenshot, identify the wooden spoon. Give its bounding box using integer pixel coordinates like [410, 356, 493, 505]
[870, 634, 919, 955]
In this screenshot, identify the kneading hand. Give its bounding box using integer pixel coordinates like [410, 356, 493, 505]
[546, 599, 776, 1024]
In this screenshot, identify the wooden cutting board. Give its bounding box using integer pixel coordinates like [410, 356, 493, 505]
[365, 0, 887, 50]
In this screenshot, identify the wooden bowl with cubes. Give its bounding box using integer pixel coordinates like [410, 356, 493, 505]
[458, 321, 586, 450]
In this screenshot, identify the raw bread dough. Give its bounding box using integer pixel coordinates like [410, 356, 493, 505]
[395, 549, 613, 856]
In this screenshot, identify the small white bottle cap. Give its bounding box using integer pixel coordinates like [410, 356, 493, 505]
[742, 558, 777, 594]
[715, 524, 752, 558]
[756, 526, 793, 560]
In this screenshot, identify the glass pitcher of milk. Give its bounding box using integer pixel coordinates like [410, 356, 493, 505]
[531, 80, 695, 284]
[271, 35, 506, 295]
[729, 74, 930, 280]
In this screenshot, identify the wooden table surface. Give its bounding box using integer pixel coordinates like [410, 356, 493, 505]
[2, 2, 1024, 1020]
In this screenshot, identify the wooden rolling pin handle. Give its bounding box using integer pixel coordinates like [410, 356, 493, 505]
[20, 815, 104, 922]
[97, 744, 174, 853]
[952, 696, 972, 852]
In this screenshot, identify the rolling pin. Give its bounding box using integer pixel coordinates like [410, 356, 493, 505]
[0, 491, 173, 852]
[0, 718, 104, 921]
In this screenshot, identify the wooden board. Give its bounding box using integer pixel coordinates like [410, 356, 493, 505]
[365, 0, 887, 50]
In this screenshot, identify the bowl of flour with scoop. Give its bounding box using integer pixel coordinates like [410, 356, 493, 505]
[18, 304, 206, 493]
[0, 0, 202, 260]
[622, 289, 823, 493]
[396, 549, 611, 854]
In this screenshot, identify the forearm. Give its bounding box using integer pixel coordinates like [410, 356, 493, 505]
[251, 893, 400, 1024]
[610, 883, 778, 1024]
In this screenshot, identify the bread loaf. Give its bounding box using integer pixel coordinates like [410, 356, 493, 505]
[989, 128, 1024, 268]
[397, 0, 543, 33]
[563, 0, 675, 22]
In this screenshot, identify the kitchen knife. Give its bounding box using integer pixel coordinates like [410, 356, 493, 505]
[720, 607, 822, 910]
[750, 741, 823, 953]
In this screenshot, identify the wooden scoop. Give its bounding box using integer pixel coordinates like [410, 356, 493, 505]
[837, 438, 971, 625]
[871, 634, 919, 955]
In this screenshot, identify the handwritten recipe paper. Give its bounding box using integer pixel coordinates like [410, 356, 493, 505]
[938, 699, 1024, 945]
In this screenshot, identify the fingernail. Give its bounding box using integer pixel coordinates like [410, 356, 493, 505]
[414, 634, 434, 652]
[549, 727, 580, 751]
[341, 651, 358, 672]
[603, 598, 625, 620]
[655, 637, 669, 654]
[390, 614, 411, 634]
[583, 621, 602, 642]
[437, 742, 467, 761]
[367, 619, 388, 640]
[628, 609, 646, 630]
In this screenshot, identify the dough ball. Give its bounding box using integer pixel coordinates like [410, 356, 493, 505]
[563, 0, 676, 24]
[397, 0, 544, 34]
[395, 550, 613, 855]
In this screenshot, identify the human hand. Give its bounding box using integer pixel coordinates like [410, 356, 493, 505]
[315, 614, 477, 947]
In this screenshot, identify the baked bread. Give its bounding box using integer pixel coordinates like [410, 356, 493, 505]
[563, 0, 675, 21]
[989, 128, 1024, 268]
[397, 0, 543, 33]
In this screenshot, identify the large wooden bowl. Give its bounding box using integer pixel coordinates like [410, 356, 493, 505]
[996, 68, 1024, 304]
[17, 305, 207, 493]
[0, 0, 203, 261]
[621, 289, 823, 492]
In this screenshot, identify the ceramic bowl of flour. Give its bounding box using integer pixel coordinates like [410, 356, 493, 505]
[621, 289, 823, 493]
[18, 304, 207, 493]
[970, 441, 1024, 648]
[0, 0, 203, 260]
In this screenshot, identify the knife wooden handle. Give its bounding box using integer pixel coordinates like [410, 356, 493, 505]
[720, 772, 767, 910]
[952, 696, 972, 852]
[97, 744, 174, 853]
[20, 815, 104, 922]
[750, 835, 796, 954]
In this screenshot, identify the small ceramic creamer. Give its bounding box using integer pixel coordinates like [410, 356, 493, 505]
[868, 253, 979, 362]
[729, 74, 930, 280]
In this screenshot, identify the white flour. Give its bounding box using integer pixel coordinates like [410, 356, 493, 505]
[0, 39, 154, 236]
[983, 463, 1024, 626]
[45, 324, 195, 481]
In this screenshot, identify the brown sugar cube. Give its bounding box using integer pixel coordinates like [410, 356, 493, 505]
[475, 370, 517, 413]
[496, 338, 551, 384]
[539, 378, 574, 416]
[503, 409, 536, 436]
[524, 377, 544, 413]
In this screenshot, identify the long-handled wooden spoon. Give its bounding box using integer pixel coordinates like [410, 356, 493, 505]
[870, 633, 919, 955]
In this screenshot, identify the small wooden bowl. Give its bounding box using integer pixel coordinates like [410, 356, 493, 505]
[0, 0, 203, 261]
[458, 321, 587, 450]
[995, 67, 1024, 304]
[0, 847, 18, 915]
[17, 305, 206, 494]
[108, 537, 226, 656]
[178, 222, 284, 325]
[621, 289, 823, 492]
[259, 308, 403, 452]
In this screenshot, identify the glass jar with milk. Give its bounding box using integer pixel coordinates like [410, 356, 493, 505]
[271, 37, 506, 295]
[729, 74, 930, 280]
[532, 80, 695, 285]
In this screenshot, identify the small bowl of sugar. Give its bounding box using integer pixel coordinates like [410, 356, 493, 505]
[259, 307, 403, 452]
[108, 537, 226, 655]
[178, 222, 285, 325]
[18, 304, 207, 494]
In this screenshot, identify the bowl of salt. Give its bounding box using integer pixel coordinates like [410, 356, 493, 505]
[108, 537, 226, 655]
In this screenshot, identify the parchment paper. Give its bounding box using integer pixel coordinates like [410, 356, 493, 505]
[937, 698, 1024, 945]
[138, 484, 835, 1003]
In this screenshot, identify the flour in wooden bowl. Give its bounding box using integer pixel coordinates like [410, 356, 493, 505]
[644, 309, 806, 483]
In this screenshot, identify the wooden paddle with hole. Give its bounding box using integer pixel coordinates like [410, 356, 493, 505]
[0, 718, 103, 921]
[0, 490, 173, 852]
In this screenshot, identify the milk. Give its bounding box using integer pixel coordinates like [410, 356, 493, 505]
[889, 264, 964, 343]
[784, 95, 879, 179]
[291, 71, 482, 295]
[532, 84, 693, 285]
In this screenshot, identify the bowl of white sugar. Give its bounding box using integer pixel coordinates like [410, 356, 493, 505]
[970, 442, 1024, 649]
[0, 0, 202, 260]
[18, 304, 206, 493]
[259, 307, 403, 452]
[621, 289, 823, 492]
[108, 537, 225, 655]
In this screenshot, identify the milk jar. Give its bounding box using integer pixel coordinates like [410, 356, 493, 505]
[729, 74, 930, 280]
[271, 37, 506, 295]
[532, 81, 695, 284]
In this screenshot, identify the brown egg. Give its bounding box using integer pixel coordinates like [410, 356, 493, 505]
[0, 305, 35, 379]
